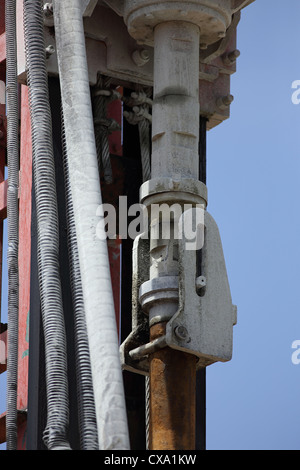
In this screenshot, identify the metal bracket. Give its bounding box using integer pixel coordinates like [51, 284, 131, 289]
[166, 209, 237, 368]
[120, 234, 150, 376]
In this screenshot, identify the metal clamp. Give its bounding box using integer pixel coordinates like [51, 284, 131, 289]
[120, 209, 237, 374]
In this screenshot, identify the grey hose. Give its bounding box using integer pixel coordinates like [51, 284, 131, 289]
[23, 0, 71, 450]
[53, 0, 130, 450]
[61, 109, 98, 450]
[5, 0, 19, 451]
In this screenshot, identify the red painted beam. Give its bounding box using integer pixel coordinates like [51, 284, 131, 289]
[0, 179, 7, 220]
[17, 85, 32, 417]
[0, 329, 7, 374]
[0, 1, 5, 36]
[0, 33, 5, 65]
[108, 238, 122, 340]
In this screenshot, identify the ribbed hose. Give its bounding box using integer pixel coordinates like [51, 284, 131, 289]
[53, 0, 130, 450]
[23, 0, 71, 450]
[61, 109, 99, 450]
[5, 0, 19, 451]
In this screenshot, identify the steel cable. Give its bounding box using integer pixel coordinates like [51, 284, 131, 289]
[138, 118, 151, 182]
[93, 76, 113, 184]
[5, 0, 19, 451]
[23, 0, 71, 450]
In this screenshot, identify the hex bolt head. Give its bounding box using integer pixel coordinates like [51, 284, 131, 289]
[132, 49, 150, 67]
[217, 94, 234, 110]
[223, 49, 240, 65]
[174, 325, 189, 341]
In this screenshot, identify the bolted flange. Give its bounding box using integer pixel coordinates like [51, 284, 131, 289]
[122, 0, 234, 46]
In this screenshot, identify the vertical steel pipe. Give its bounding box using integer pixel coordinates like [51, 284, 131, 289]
[147, 21, 200, 450]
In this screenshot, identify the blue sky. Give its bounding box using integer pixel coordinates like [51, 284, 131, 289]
[1, 0, 300, 452]
[206, 0, 300, 450]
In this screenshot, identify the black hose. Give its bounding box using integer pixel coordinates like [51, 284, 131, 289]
[5, 0, 19, 451]
[61, 107, 98, 450]
[23, 0, 71, 450]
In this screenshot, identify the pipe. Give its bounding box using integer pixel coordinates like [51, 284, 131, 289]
[5, 0, 19, 451]
[149, 323, 197, 450]
[61, 109, 98, 450]
[23, 0, 71, 450]
[52, 0, 130, 450]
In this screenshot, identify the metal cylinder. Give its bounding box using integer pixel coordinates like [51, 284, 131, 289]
[151, 21, 200, 180]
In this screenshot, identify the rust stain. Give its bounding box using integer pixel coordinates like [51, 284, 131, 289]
[149, 322, 197, 450]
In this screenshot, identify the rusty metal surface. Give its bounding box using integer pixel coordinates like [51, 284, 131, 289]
[149, 323, 197, 450]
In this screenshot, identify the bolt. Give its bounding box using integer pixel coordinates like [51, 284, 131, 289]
[217, 94, 234, 110]
[174, 325, 189, 341]
[43, 2, 53, 17]
[196, 275, 206, 297]
[223, 49, 240, 66]
[196, 275, 206, 290]
[228, 49, 240, 62]
[45, 45, 55, 59]
[132, 49, 150, 67]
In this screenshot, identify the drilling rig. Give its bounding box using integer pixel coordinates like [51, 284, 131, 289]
[0, 0, 254, 451]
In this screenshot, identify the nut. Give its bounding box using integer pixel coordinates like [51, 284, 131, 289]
[132, 49, 150, 67]
[174, 325, 189, 341]
[43, 3, 53, 17]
